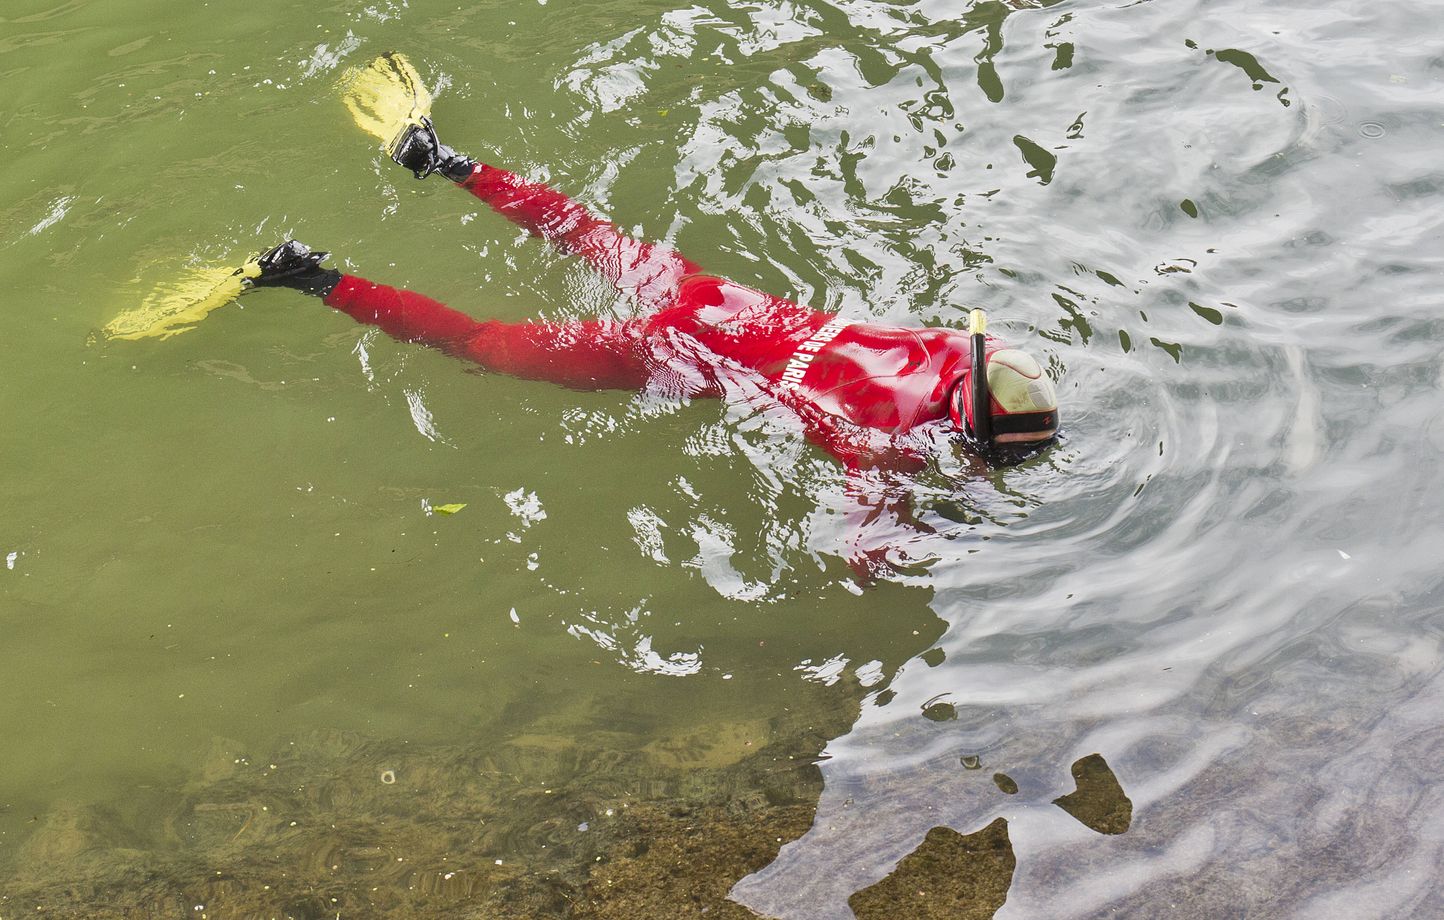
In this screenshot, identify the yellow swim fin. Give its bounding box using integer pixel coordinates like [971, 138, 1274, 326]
[339, 51, 433, 145]
[108, 52, 432, 342]
[103, 259, 260, 341]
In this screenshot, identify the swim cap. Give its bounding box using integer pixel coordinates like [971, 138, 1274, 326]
[950, 348, 1059, 444]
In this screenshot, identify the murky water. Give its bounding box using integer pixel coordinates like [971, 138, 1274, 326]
[4, 0, 1444, 915]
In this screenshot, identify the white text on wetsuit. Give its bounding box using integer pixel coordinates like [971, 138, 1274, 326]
[777, 317, 853, 389]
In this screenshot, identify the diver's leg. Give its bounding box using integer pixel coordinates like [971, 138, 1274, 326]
[251, 241, 650, 388]
[389, 119, 700, 311]
[250, 240, 482, 352]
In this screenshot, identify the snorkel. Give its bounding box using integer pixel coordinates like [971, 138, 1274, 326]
[968, 308, 992, 446]
[949, 308, 1061, 463]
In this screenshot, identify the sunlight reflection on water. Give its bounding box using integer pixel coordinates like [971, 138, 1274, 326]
[2, 0, 1444, 914]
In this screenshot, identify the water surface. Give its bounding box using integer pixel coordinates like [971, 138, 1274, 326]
[3, 0, 1443, 915]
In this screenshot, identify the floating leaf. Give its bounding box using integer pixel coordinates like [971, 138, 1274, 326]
[433, 503, 467, 515]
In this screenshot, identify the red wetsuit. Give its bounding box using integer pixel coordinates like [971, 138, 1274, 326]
[324, 163, 994, 472]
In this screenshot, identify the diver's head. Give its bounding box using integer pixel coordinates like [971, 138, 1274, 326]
[949, 346, 1059, 454]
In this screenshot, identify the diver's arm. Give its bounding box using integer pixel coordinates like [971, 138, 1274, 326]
[777, 391, 930, 475]
[839, 469, 938, 584]
[762, 391, 933, 582]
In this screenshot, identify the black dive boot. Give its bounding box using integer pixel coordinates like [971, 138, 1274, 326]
[389, 117, 475, 181]
[248, 240, 343, 297]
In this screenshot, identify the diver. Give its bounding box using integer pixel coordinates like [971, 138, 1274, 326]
[249, 117, 1060, 475]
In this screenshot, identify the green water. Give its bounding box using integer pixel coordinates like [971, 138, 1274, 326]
[3, 3, 938, 909]
[5, 0, 1444, 915]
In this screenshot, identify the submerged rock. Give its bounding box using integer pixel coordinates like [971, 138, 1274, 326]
[1051, 753, 1133, 835]
[848, 819, 1015, 920]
